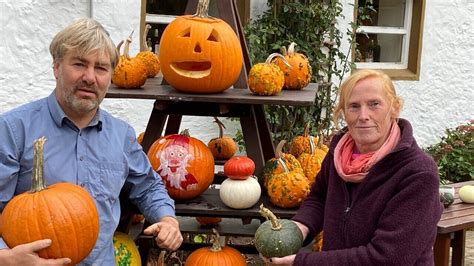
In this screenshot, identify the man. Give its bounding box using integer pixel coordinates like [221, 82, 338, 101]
[0, 18, 182, 265]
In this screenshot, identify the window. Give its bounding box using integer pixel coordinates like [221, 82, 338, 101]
[354, 0, 426, 80]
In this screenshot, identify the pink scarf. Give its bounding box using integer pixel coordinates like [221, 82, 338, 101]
[334, 121, 401, 183]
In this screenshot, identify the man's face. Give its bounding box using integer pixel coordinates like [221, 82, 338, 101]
[53, 50, 112, 117]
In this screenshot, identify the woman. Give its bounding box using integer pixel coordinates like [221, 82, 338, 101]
[265, 70, 443, 265]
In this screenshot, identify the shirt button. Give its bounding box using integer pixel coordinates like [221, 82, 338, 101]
[79, 156, 84, 161]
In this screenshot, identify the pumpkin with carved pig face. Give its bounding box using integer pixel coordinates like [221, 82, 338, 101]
[159, 0, 243, 94]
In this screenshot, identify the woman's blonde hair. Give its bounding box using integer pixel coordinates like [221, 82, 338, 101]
[333, 69, 403, 127]
[49, 18, 118, 69]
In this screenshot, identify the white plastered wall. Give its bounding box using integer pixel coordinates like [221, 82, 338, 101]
[1, 0, 473, 148]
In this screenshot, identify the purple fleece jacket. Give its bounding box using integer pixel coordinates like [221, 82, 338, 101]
[292, 119, 443, 265]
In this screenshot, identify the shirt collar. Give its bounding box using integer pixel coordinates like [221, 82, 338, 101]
[47, 91, 103, 130]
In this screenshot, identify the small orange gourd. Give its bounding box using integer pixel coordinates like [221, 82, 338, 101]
[267, 157, 310, 208]
[289, 123, 328, 158]
[185, 229, 246, 266]
[147, 129, 215, 200]
[112, 31, 148, 89]
[248, 53, 290, 96]
[273, 42, 312, 90]
[207, 117, 237, 160]
[262, 140, 303, 188]
[1, 137, 99, 265]
[136, 24, 161, 78]
[297, 135, 328, 184]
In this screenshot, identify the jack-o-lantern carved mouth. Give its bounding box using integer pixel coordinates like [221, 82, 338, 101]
[170, 61, 211, 78]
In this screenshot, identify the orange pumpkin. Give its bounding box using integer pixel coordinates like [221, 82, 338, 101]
[159, 0, 243, 93]
[185, 229, 246, 266]
[136, 24, 161, 78]
[273, 42, 312, 90]
[195, 216, 222, 226]
[1, 137, 99, 265]
[112, 32, 148, 89]
[207, 117, 237, 160]
[147, 129, 215, 200]
[0, 214, 2, 237]
[297, 135, 328, 184]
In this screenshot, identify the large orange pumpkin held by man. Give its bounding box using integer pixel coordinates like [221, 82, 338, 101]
[1, 137, 99, 265]
[148, 129, 215, 200]
[159, 0, 243, 93]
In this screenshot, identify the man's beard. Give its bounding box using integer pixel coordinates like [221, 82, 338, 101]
[65, 84, 100, 114]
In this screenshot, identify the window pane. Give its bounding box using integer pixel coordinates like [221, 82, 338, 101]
[360, 0, 406, 27]
[146, 0, 188, 15]
[355, 33, 403, 63]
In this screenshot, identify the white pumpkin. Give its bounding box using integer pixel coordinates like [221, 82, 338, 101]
[459, 185, 474, 203]
[219, 176, 261, 209]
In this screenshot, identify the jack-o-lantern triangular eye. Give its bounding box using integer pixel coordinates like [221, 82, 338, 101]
[179, 27, 191, 38]
[207, 29, 219, 42]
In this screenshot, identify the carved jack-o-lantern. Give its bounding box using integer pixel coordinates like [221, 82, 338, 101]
[159, 0, 243, 94]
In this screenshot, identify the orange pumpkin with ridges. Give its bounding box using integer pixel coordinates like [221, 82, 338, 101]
[147, 129, 215, 200]
[159, 0, 243, 93]
[1, 137, 99, 265]
[185, 229, 246, 266]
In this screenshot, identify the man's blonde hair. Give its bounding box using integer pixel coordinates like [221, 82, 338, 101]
[333, 69, 403, 127]
[49, 17, 118, 68]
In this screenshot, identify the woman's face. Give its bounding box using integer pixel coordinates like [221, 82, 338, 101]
[344, 77, 395, 153]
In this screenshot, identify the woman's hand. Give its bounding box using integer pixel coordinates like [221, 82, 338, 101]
[143, 216, 183, 251]
[293, 221, 310, 240]
[260, 254, 296, 265]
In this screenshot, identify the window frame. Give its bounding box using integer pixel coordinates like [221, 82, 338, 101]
[353, 0, 426, 80]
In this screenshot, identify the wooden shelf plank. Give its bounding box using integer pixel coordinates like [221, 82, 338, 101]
[107, 77, 318, 107]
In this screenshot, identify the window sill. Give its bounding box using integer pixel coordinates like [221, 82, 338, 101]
[353, 68, 420, 81]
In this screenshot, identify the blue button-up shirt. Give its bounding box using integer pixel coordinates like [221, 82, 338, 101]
[0, 92, 175, 265]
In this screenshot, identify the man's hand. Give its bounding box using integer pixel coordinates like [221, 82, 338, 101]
[143, 216, 183, 251]
[0, 239, 71, 265]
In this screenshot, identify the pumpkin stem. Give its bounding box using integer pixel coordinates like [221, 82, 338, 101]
[213, 117, 226, 138]
[142, 24, 151, 52]
[280, 45, 287, 56]
[309, 135, 315, 155]
[275, 140, 290, 172]
[287, 42, 297, 56]
[157, 250, 167, 266]
[259, 204, 282, 231]
[124, 30, 134, 60]
[210, 228, 223, 252]
[180, 129, 191, 137]
[31, 137, 47, 192]
[303, 122, 310, 137]
[195, 0, 211, 18]
[116, 40, 124, 56]
[266, 53, 292, 69]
